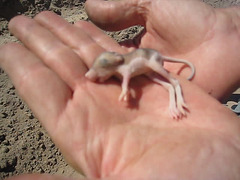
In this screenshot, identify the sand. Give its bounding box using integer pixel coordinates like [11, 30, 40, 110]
[0, 0, 239, 179]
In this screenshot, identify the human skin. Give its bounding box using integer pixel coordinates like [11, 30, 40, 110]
[85, 0, 240, 101]
[0, 0, 240, 179]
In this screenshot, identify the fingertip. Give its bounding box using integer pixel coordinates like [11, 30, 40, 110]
[8, 14, 21, 27]
[8, 15, 28, 33]
[8, 15, 37, 40]
[85, 0, 114, 29]
[34, 11, 62, 26]
[85, 0, 144, 31]
[34, 10, 56, 19]
[34, 11, 50, 22]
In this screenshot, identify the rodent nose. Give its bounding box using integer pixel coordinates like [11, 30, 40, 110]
[85, 69, 97, 81]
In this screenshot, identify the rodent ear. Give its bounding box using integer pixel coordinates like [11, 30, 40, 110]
[114, 55, 124, 65]
[100, 55, 124, 67]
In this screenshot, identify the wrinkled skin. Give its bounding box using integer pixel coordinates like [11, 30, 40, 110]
[1, 0, 240, 179]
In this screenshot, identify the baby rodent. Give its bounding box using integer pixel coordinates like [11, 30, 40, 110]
[85, 48, 195, 119]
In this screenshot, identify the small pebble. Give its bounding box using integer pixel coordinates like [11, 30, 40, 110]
[2, 140, 10, 145]
[0, 134, 6, 141]
[1, 112, 8, 118]
[21, 144, 27, 150]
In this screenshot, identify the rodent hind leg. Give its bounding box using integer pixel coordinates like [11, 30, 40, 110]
[146, 73, 182, 119]
[174, 82, 188, 115]
[147, 61, 188, 118]
[119, 74, 131, 101]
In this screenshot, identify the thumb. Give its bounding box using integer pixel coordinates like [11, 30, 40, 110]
[85, 0, 145, 31]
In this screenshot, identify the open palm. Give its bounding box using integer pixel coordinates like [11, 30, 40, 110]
[1, 0, 240, 179]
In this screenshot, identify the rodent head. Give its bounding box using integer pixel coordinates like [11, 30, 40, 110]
[85, 52, 124, 82]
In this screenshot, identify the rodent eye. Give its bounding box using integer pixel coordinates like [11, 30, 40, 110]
[100, 58, 109, 67]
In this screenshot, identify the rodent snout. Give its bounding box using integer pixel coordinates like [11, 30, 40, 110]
[85, 69, 98, 81]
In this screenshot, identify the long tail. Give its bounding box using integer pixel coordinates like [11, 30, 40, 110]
[162, 56, 195, 80]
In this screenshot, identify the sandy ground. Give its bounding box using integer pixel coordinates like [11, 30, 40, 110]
[0, 0, 239, 179]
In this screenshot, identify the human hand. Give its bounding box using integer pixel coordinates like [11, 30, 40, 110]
[1, 11, 240, 180]
[85, 0, 240, 100]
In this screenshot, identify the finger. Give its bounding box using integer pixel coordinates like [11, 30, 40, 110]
[74, 20, 126, 53]
[0, 43, 72, 131]
[34, 11, 105, 67]
[85, 0, 145, 31]
[8, 15, 86, 90]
